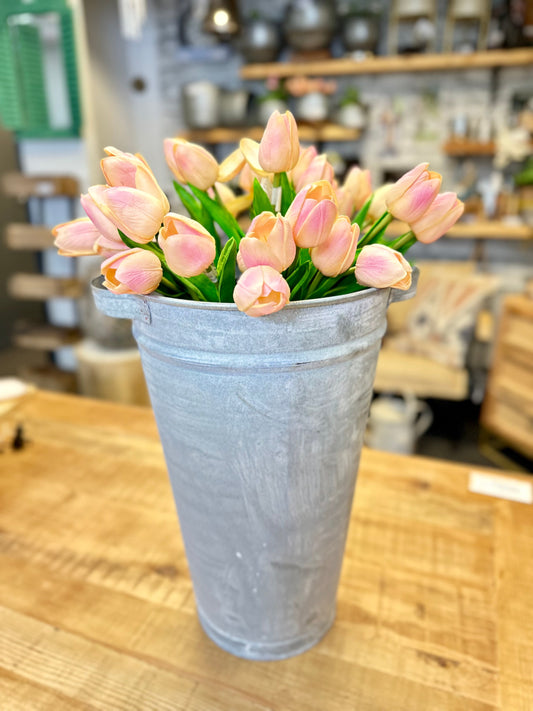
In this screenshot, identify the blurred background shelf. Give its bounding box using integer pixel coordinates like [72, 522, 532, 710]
[13, 324, 81, 351]
[5, 223, 56, 250]
[388, 220, 533, 240]
[241, 48, 533, 80]
[180, 124, 361, 144]
[8, 274, 84, 301]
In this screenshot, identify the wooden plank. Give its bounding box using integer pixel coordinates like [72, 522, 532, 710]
[241, 48, 533, 79]
[443, 138, 496, 156]
[1, 173, 79, 199]
[180, 123, 361, 144]
[2, 391, 533, 708]
[13, 325, 81, 351]
[388, 220, 533, 240]
[8, 273, 83, 300]
[374, 347, 469, 400]
[5, 223, 55, 250]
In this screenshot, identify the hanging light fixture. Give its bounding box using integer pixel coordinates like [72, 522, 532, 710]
[203, 0, 240, 39]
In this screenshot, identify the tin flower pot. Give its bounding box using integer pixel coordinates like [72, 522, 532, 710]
[92, 274, 417, 660]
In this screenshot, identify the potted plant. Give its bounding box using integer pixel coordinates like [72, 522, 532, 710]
[53, 111, 464, 660]
[335, 86, 367, 130]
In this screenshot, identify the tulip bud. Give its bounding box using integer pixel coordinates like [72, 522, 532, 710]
[237, 212, 296, 272]
[159, 213, 216, 278]
[80, 192, 126, 253]
[310, 216, 359, 277]
[52, 218, 100, 256]
[88, 184, 166, 245]
[233, 265, 290, 317]
[354, 244, 412, 291]
[258, 110, 300, 173]
[293, 154, 336, 193]
[101, 248, 162, 295]
[410, 192, 465, 244]
[336, 166, 372, 217]
[290, 145, 318, 191]
[385, 163, 442, 223]
[101, 147, 170, 212]
[164, 138, 219, 190]
[285, 180, 338, 248]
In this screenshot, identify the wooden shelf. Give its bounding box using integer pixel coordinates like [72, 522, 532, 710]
[13, 325, 81, 351]
[388, 220, 533, 240]
[5, 223, 55, 250]
[443, 138, 496, 156]
[241, 48, 533, 80]
[1, 173, 79, 200]
[8, 273, 84, 301]
[180, 123, 361, 144]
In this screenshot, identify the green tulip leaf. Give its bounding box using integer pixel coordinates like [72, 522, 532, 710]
[217, 237, 237, 303]
[352, 195, 373, 228]
[279, 171, 296, 215]
[173, 182, 220, 257]
[251, 178, 275, 217]
[289, 262, 314, 301]
[189, 184, 245, 244]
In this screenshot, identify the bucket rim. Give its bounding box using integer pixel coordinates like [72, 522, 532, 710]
[92, 266, 418, 313]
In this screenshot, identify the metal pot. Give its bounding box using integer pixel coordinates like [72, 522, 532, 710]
[342, 14, 379, 53]
[240, 18, 280, 62]
[92, 274, 417, 660]
[284, 0, 337, 52]
[182, 81, 219, 129]
[219, 89, 249, 127]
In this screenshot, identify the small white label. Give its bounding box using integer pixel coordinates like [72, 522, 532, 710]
[469, 471, 532, 504]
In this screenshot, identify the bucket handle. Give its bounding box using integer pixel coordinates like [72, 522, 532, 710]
[91, 277, 152, 324]
[388, 266, 419, 305]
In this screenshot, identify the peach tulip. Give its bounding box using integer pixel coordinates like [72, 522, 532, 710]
[233, 265, 290, 317]
[217, 147, 246, 182]
[164, 138, 219, 190]
[159, 213, 216, 278]
[290, 145, 318, 189]
[80, 191, 127, 254]
[354, 244, 412, 291]
[285, 180, 338, 248]
[293, 154, 336, 193]
[88, 184, 166, 245]
[239, 138, 272, 178]
[310, 216, 359, 277]
[101, 147, 170, 211]
[101, 248, 162, 295]
[52, 218, 100, 256]
[410, 192, 464, 243]
[336, 166, 372, 217]
[385, 163, 441, 222]
[258, 110, 300, 173]
[237, 212, 296, 272]
[367, 183, 393, 222]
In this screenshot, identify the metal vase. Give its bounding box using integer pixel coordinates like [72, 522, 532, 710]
[92, 277, 417, 660]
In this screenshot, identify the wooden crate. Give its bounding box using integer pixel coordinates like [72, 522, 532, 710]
[481, 295, 533, 460]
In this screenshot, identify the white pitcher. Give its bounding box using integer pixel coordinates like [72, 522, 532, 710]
[366, 394, 433, 455]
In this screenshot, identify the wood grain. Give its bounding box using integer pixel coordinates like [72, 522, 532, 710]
[0, 391, 532, 710]
[240, 48, 533, 79]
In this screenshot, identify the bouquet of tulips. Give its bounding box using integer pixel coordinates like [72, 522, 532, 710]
[53, 111, 464, 317]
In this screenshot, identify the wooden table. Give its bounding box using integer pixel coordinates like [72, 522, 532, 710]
[1, 391, 532, 710]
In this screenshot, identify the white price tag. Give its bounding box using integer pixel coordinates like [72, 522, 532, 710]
[469, 471, 532, 504]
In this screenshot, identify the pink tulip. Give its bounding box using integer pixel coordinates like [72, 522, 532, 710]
[233, 265, 290, 317]
[159, 213, 216, 277]
[354, 244, 412, 291]
[410, 192, 465, 243]
[52, 218, 100, 256]
[164, 138, 219, 190]
[336, 166, 372, 217]
[293, 154, 336, 193]
[88, 184, 166, 245]
[258, 110, 300, 173]
[385, 163, 442, 222]
[310, 216, 359, 277]
[285, 180, 338, 248]
[80, 191, 127, 253]
[101, 248, 162, 295]
[237, 212, 296, 272]
[101, 147, 170, 211]
[290, 145, 318, 189]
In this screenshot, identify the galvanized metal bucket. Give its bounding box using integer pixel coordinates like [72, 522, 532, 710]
[92, 274, 417, 660]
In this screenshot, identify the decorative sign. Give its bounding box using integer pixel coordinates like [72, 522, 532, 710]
[469, 471, 533, 504]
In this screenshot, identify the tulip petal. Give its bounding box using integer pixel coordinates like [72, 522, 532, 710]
[52, 217, 100, 256]
[218, 148, 246, 182]
[239, 138, 271, 177]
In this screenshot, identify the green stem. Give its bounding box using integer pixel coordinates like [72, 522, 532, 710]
[304, 269, 324, 298]
[273, 173, 282, 188]
[160, 276, 177, 291]
[358, 211, 393, 248]
[390, 231, 417, 252]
